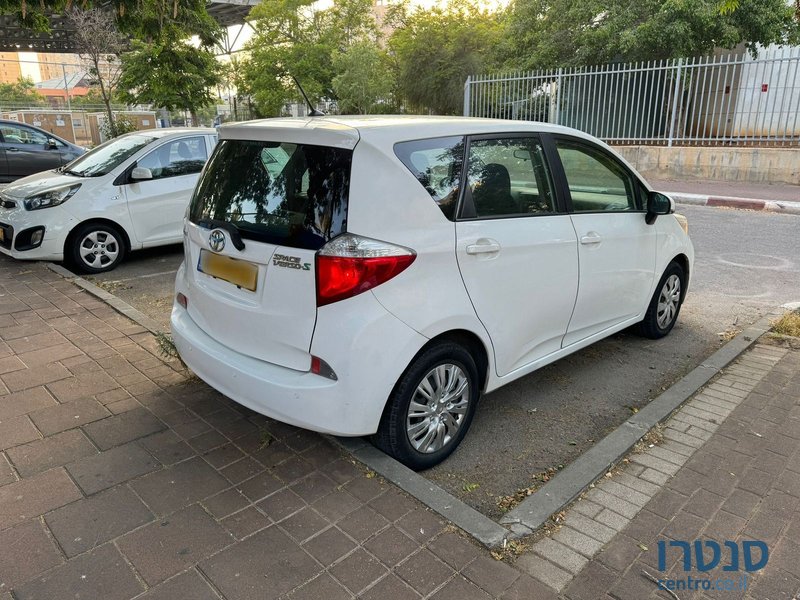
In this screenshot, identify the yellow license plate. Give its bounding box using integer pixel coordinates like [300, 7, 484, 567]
[0, 228, 4, 242]
[198, 249, 258, 291]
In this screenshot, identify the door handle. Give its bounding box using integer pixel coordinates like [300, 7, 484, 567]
[466, 240, 501, 255]
[6, 148, 19, 152]
[580, 232, 602, 245]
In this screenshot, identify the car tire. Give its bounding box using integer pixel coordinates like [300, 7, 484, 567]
[637, 261, 685, 339]
[68, 222, 126, 274]
[372, 341, 480, 470]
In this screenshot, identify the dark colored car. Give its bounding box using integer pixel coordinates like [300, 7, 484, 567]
[0, 119, 86, 183]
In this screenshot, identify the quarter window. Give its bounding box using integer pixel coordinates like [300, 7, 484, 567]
[464, 137, 555, 218]
[394, 136, 464, 220]
[555, 142, 639, 212]
[137, 136, 208, 180]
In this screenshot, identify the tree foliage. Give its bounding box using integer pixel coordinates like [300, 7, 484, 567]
[332, 41, 393, 113]
[2, 0, 219, 44]
[0, 77, 47, 106]
[388, 0, 503, 115]
[118, 39, 223, 125]
[503, 0, 800, 69]
[237, 0, 377, 116]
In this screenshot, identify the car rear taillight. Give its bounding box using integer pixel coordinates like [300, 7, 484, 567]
[316, 234, 416, 307]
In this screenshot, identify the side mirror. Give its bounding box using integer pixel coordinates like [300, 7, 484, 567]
[645, 191, 674, 224]
[130, 167, 153, 181]
[46, 138, 58, 150]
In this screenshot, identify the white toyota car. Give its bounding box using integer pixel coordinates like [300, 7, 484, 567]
[171, 116, 693, 469]
[0, 127, 217, 273]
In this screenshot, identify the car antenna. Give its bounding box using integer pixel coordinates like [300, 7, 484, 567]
[291, 75, 326, 117]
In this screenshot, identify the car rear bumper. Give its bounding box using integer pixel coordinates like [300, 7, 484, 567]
[171, 295, 428, 437]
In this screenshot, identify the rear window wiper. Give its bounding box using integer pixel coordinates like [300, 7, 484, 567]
[196, 218, 246, 251]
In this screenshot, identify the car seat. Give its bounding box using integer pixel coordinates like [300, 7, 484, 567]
[472, 163, 518, 217]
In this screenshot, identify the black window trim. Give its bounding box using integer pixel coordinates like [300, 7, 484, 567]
[455, 131, 567, 222]
[546, 134, 649, 215]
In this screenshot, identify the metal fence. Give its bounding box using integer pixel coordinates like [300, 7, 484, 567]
[464, 47, 800, 146]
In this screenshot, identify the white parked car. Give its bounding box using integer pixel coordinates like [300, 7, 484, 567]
[0, 127, 217, 273]
[171, 116, 694, 469]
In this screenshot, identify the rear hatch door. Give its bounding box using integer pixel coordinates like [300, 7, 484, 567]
[183, 126, 356, 371]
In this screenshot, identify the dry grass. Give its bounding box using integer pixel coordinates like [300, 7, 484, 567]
[772, 310, 800, 337]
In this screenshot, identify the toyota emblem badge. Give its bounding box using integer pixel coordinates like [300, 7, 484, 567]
[209, 229, 226, 253]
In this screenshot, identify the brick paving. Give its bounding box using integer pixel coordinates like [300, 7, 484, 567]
[531, 342, 800, 600]
[2, 255, 800, 599]
[0, 260, 558, 599]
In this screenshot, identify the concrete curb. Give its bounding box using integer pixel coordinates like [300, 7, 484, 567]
[500, 310, 782, 534]
[670, 191, 800, 215]
[46, 262, 163, 335]
[332, 437, 510, 548]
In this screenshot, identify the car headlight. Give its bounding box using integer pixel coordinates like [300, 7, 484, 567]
[24, 185, 81, 211]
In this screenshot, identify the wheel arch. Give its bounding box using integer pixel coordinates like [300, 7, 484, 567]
[65, 218, 132, 256]
[417, 329, 491, 392]
[671, 253, 690, 299]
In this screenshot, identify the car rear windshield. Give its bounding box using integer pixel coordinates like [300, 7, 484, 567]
[189, 139, 351, 251]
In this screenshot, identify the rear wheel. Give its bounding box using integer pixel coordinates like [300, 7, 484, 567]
[372, 341, 479, 470]
[68, 223, 126, 274]
[637, 261, 685, 339]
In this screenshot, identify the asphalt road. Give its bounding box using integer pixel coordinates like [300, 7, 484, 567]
[18, 204, 800, 518]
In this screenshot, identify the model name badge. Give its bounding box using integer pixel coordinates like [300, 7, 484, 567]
[273, 254, 311, 270]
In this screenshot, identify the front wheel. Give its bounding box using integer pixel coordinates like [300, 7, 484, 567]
[637, 261, 685, 339]
[372, 342, 480, 470]
[68, 223, 126, 274]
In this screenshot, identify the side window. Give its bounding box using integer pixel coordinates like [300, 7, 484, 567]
[394, 136, 464, 220]
[465, 137, 555, 218]
[137, 136, 208, 180]
[555, 142, 639, 212]
[1, 124, 48, 145]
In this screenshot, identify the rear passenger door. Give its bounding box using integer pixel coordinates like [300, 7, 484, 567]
[455, 135, 579, 377]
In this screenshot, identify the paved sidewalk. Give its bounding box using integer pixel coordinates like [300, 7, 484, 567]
[2, 255, 799, 600]
[531, 341, 800, 599]
[0, 259, 554, 599]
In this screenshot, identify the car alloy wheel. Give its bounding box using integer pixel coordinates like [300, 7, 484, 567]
[656, 274, 681, 330]
[406, 363, 471, 454]
[78, 229, 121, 270]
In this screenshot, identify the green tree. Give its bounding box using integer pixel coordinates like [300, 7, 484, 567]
[238, 0, 377, 116]
[69, 88, 125, 109]
[503, 0, 800, 69]
[0, 77, 47, 106]
[118, 38, 223, 125]
[332, 41, 393, 113]
[388, 0, 503, 115]
[2, 0, 219, 45]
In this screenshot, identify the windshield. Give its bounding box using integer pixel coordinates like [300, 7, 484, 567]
[63, 134, 156, 177]
[189, 139, 351, 251]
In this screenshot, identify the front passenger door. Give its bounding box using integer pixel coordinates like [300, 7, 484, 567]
[455, 135, 579, 377]
[124, 136, 209, 245]
[554, 138, 657, 346]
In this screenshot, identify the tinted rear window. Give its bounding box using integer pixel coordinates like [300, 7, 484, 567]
[394, 136, 465, 220]
[189, 139, 351, 250]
